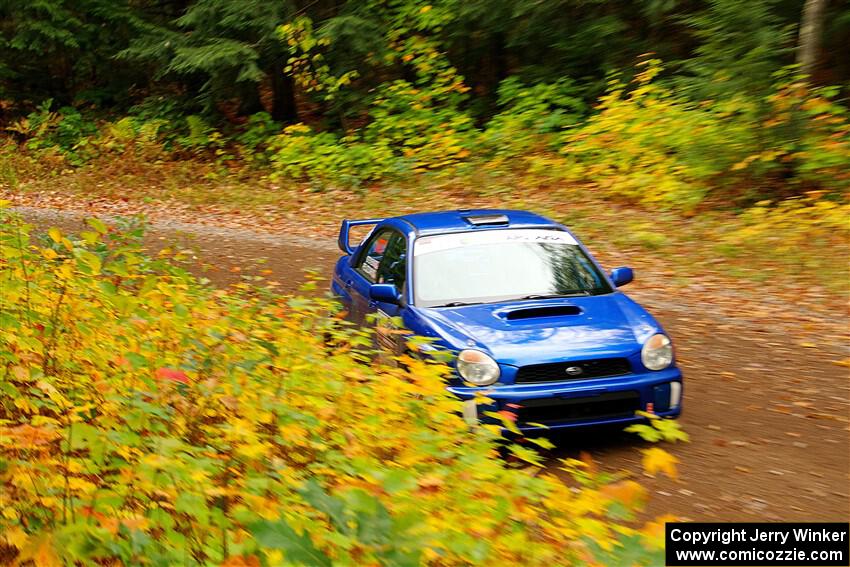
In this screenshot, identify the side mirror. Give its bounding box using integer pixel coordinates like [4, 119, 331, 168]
[369, 283, 401, 305]
[610, 266, 634, 287]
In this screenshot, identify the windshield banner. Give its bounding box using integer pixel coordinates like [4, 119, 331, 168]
[415, 229, 578, 255]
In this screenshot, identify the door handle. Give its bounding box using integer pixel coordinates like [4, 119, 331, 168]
[368, 300, 377, 308]
[345, 279, 353, 289]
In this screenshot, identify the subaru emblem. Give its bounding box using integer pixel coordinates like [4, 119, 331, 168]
[565, 366, 583, 376]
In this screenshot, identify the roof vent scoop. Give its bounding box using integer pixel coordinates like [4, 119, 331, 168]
[505, 305, 582, 320]
[463, 213, 509, 226]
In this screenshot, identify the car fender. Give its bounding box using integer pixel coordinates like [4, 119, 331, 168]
[404, 305, 490, 355]
[611, 292, 665, 343]
[331, 256, 355, 305]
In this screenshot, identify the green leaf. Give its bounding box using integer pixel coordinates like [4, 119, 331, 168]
[345, 489, 392, 545]
[175, 492, 209, 524]
[586, 532, 664, 567]
[624, 423, 663, 442]
[124, 352, 147, 369]
[526, 436, 555, 450]
[377, 469, 417, 494]
[250, 519, 331, 566]
[80, 231, 100, 245]
[78, 251, 102, 275]
[86, 218, 108, 234]
[299, 481, 347, 533]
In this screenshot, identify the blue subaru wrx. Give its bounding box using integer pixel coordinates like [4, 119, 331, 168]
[331, 209, 682, 431]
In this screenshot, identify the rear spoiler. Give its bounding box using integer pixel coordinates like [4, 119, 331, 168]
[338, 218, 383, 254]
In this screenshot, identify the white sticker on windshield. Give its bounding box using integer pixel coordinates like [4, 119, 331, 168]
[415, 229, 578, 255]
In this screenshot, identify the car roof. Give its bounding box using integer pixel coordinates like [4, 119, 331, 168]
[396, 209, 561, 236]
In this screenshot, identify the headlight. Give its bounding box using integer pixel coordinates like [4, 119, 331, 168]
[456, 349, 500, 386]
[641, 333, 673, 371]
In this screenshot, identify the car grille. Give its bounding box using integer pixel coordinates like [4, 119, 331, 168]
[515, 391, 640, 425]
[514, 358, 631, 383]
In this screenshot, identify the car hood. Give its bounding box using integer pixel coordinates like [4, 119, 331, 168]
[415, 292, 661, 366]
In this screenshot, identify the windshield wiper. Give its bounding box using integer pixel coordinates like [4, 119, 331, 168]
[431, 291, 592, 307]
[518, 291, 591, 300]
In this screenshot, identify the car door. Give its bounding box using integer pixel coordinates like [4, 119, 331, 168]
[345, 228, 397, 324]
[372, 230, 408, 352]
[347, 228, 409, 348]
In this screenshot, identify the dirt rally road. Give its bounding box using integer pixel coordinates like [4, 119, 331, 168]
[13, 205, 850, 523]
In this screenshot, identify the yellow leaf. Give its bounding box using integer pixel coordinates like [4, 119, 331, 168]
[3, 526, 27, 549]
[11, 365, 29, 381]
[13, 397, 34, 413]
[601, 479, 647, 508]
[237, 442, 270, 459]
[16, 532, 61, 567]
[641, 513, 679, 548]
[57, 263, 74, 280]
[67, 477, 97, 494]
[642, 447, 679, 480]
[48, 227, 62, 244]
[190, 470, 208, 482]
[264, 550, 284, 565]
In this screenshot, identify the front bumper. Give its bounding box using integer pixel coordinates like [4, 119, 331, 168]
[447, 367, 683, 431]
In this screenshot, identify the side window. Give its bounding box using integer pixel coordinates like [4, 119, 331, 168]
[376, 233, 407, 290]
[355, 229, 393, 283]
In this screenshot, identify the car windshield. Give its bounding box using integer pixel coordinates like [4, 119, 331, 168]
[413, 229, 612, 308]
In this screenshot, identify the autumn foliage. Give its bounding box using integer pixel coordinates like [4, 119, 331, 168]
[0, 209, 680, 565]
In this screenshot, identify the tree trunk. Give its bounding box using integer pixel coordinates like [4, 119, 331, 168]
[797, 0, 827, 78]
[271, 58, 298, 123]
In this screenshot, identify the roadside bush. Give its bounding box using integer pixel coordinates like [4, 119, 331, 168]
[264, 56, 849, 213]
[269, 124, 397, 185]
[3, 98, 215, 167]
[6, 101, 99, 166]
[272, 13, 479, 185]
[126, 95, 199, 151]
[557, 61, 850, 211]
[5, 59, 847, 239]
[236, 112, 282, 153]
[558, 60, 757, 210]
[361, 79, 478, 173]
[89, 116, 169, 160]
[0, 209, 671, 565]
[483, 77, 587, 158]
[268, 78, 479, 186]
[757, 80, 850, 192]
[718, 193, 850, 277]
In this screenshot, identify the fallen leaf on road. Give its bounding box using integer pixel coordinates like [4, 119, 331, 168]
[642, 447, 679, 480]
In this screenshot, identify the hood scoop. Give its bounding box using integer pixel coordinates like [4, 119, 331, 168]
[504, 305, 582, 320]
